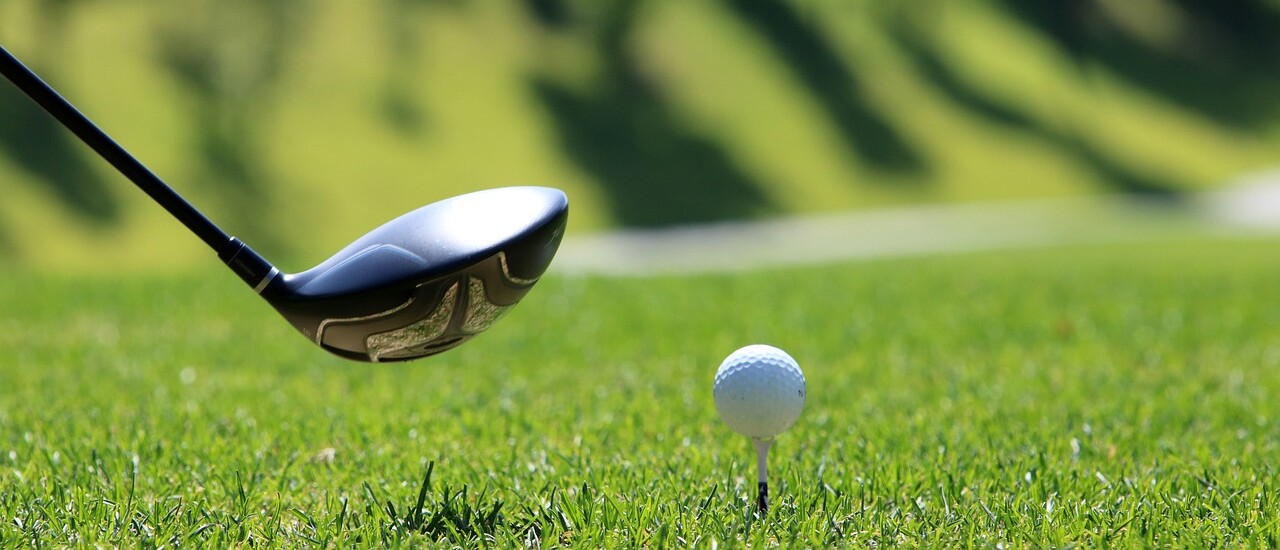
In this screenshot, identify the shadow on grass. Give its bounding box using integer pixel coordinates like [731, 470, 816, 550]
[0, 86, 120, 224]
[998, 0, 1280, 130]
[523, 0, 571, 29]
[376, 0, 455, 137]
[530, 77, 775, 227]
[526, 0, 774, 227]
[151, 0, 313, 256]
[0, 1, 119, 240]
[888, 17, 1181, 198]
[725, 0, 929, 177]
[155, 41, 281, 253]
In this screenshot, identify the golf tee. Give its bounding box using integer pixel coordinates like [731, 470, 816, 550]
[754, 438, 773, 513]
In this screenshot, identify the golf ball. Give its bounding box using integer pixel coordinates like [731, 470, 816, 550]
[713, 344, 806, 439]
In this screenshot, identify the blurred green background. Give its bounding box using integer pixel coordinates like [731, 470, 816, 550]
[1, 0, 1277, 273]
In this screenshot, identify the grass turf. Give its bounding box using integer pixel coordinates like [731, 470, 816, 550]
[2, 0, 1277, 272]
[2, 236, 1280, 546]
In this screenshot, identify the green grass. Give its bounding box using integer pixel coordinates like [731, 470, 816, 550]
[2, 0, 1277, 272]
[3, 236, 1280, 546]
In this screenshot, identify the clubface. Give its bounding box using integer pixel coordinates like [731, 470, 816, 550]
[258, 186, 568, 362]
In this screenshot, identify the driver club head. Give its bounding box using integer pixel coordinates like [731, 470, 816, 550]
[0, 47, 568, 362]
[256, 186, 567, 362]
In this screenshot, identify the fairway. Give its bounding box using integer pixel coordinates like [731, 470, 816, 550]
[3, 237, 1280, 546]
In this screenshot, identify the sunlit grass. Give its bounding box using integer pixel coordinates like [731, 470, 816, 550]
[2, 236, 1280, 545]
[1, 0, 1276, 272]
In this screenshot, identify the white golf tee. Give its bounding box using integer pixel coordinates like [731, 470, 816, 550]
[754, 437, 773, 513]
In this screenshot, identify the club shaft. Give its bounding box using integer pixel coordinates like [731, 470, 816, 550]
[0, 45, 231, 252]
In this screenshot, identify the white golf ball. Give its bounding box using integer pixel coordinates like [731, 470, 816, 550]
[713, 344, 806, 439]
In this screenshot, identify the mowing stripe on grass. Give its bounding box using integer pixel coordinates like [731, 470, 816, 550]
[558, 175, 1280, 275]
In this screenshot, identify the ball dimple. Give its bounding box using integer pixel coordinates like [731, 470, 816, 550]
[713, 344, 806, 439]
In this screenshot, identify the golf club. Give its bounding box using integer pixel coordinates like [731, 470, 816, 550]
[0, 45, 568, 362]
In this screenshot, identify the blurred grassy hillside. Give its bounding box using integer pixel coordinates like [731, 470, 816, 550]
[1, 0, 1277, 272]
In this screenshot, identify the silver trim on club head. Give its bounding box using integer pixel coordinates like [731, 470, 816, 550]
[254, 267, 280, 294]
[314, 292, 419, 346]
[461, 276, 514, 334]
[497, 251, 539, 286]
[299, 248, 552, 361]
[366, 282, 461, 362]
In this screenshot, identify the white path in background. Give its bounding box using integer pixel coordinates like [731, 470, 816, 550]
[555, 170, 1280, 276]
